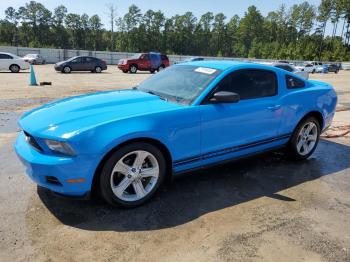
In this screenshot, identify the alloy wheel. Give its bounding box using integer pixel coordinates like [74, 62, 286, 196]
[10, 65, 20, 73]
[63, 66, 71, 73]
[296, 122, 318, 156]
[110, 150, 159, 202]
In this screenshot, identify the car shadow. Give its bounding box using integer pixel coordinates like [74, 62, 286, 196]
[38, 139, 350, 231]
[0, 71, 29, 74]
[55, 72, 111, 74]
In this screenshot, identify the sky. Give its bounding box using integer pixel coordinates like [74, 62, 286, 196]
[1, 0, 335, 35]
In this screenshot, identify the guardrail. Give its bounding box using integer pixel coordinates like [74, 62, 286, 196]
[0, 45, 349, 68]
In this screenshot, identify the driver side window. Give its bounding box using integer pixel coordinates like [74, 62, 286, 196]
[215, 69, 277, 100]
[71, 57, 81, 64]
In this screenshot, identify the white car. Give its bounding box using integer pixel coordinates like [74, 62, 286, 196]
[271, 63, 309, 80]
[23, 53, 46, 65]
[0, 52, 30, 73]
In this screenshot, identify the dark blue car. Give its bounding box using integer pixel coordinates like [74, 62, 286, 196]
[15, 61, 337, 207]
[54, 56, 107, 73]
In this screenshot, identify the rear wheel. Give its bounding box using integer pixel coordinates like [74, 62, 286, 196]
[9, 64, 20, 73]
[100, 142, 166, 208]
[158, 65, 165, 72]
[95, 66, 102, 73]
[287, 117, 320, 160]
[130, 65, 138, 74]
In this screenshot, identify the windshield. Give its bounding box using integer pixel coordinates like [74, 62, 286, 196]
[137, 65, 222, 105]
[25, 54, 36, 58]
[130, 53, 141, 59]
[66, 56, 79, 62]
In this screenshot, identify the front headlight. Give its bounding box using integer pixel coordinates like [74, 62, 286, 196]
[45, 139, 75, 156]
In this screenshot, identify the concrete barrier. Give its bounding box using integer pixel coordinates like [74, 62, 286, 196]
[0, 45, 348, 67]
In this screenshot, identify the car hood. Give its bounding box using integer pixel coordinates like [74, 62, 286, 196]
[19, 90, 182, 139]
[55, 61, 66, 66]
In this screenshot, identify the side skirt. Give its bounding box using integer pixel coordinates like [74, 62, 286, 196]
[172, 145, 286, 176]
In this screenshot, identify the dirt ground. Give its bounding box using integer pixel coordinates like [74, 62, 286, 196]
[0, 65, 350, 262]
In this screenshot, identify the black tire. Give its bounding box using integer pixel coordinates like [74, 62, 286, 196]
[150, 69, 156, 74]
[335, 70, 338, 74]
[312, 69, 315, 74]
[99, 142, 166, 208]
[42, 60, 46, 65]
[129, 64, 138, 74]
[95, 66, 102, 73]
[62, 66, 71, 73]
[122, 70, 129, 73]
[158, 65, 165, 72]
[9, 64, 20, 73]
[286, 116, 321, 161]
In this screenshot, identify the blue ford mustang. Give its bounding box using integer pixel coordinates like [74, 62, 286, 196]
[15, 61, 337, 207]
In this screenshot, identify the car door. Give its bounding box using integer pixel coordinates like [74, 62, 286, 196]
[200, 69, 283, 164]
[139, 54, 150, 70]
[82, 57, 95, 71]
[0, 53, 13, 70]
[70, 57, 83, 71]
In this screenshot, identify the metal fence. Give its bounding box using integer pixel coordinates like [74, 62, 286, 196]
[1, 45, 349, 69]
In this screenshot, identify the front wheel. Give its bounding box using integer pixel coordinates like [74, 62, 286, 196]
[62, 66, 71, 73]
[286, 117, 320, 160]
[9, 64, 20, 73]
[129, 65, 137, 74]
[100, 142, 166, 208]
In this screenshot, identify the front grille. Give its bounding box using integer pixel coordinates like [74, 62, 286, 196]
[24, 131, 43, 152]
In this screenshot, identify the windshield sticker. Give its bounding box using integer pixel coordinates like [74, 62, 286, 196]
[194, 67, 217, 75]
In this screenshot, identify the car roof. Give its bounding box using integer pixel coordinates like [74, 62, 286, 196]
[180, 60, 254, 70]
[0, 52, 15, 56]
[176, 60, 291, 72]
[272, 63, 293, 67]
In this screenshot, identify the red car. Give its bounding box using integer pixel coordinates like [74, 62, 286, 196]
[118, 52, 170, 74]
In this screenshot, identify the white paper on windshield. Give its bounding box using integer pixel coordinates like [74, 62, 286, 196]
[194, 67, 217, 75]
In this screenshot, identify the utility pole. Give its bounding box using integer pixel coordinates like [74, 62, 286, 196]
[106, 4, 117, 51]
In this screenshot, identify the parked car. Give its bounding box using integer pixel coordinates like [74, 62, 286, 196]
[0, 52, 30, 73]
[175, 57, 204, 64]
[15, 61, 337, 207]
[315, 65, 326, 73]
[118, 52, 169, 73]
[325, 64, 339, 73]
[303, 63, 317, 73]
[271, 62, 309, 80]
[23, 54, 46, 65]
[54, 56, 107, 73]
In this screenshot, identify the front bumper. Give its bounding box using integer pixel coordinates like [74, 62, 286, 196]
[14, 132, 93, 197]
[118, 64, 128, 70]
[54, 66, 62, 71]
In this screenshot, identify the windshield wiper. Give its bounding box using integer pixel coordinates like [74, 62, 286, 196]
[142, 89, 168, 101]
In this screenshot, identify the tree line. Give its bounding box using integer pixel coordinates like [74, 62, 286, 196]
[1, 0, 350, 61]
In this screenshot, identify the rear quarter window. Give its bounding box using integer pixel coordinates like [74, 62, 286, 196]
[286, 75, 305, 89]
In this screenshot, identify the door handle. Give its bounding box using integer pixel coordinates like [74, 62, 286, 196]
[267, 105, 281, 111]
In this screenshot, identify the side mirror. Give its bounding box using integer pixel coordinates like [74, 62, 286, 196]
[210, 91, 240, 103]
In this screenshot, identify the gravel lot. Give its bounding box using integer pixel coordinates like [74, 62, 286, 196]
[0, 65, 350, 262]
